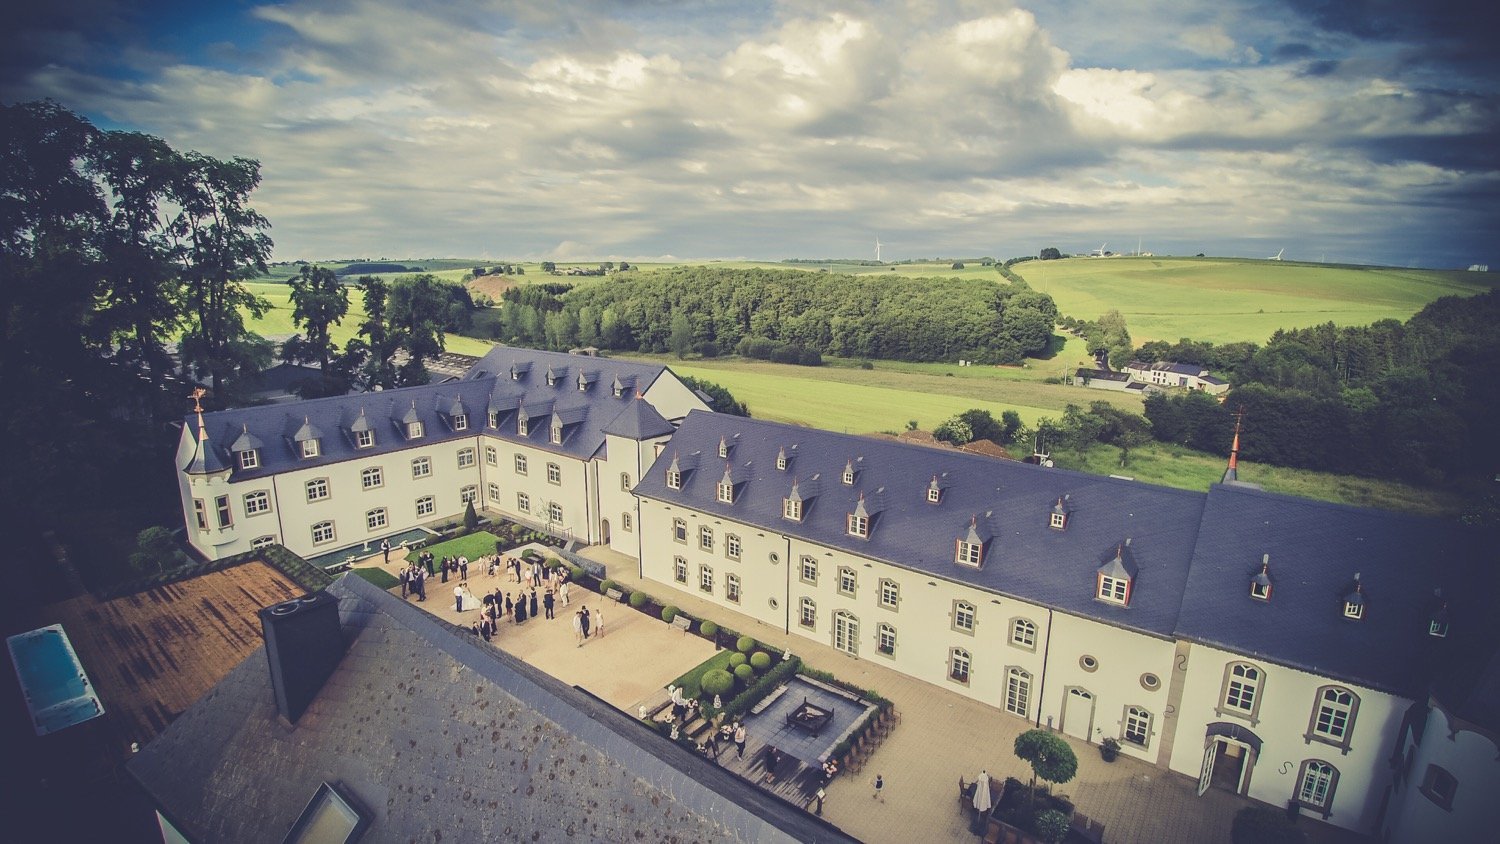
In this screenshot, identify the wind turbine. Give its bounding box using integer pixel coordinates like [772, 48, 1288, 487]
[875, 236, 883, 264]
[1269, 248, 1284, 261]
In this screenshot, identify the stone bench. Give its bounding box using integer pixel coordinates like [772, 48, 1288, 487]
[605, 587, 624, 602]
[670, 614, 693, 633]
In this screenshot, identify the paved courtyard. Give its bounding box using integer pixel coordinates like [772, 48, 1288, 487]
[352, 542, 1365, 844]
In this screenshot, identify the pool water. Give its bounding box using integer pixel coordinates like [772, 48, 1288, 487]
[304, 526, 438, 570]
[7, 625, 105, 736]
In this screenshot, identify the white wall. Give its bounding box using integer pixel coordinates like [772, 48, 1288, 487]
[1168, 643, 1407, 833]
[644, 370, 709, 421]
[478, 435, 593, 543]
[1042, 613, 1177, 764]
[1382, 704, 1500, 844]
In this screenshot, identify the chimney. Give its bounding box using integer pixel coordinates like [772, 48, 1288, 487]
[258, 591, 344, 724]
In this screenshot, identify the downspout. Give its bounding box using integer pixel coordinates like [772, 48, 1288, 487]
[270, 473, 288, 553]
[1035, 607, 1053, 728]
[783, 535, 793, 635]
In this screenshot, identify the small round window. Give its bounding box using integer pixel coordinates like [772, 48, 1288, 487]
[769, 552, 781, 564]
[1141, 673, 1161, 691]
[1080, 655, 1099, 672]
[768, 597, 779, 610]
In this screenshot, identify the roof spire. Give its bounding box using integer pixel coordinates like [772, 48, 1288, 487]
[1222, 406, 1245, 483]
[191, 387, 209, 442]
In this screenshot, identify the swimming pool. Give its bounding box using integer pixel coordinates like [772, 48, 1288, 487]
[304, 526, 439, 570]
[7, 624, 105, 736]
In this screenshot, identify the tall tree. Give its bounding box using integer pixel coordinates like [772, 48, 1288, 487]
[386, 274, 451, 386]
[284, 264, 348, 369]
[354, 276, 398, 389]
[669, 312, 693, 359]
[169, 151, 272, 392]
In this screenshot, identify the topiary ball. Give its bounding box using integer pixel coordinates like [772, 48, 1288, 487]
[736, 636, 756, 653]
[661, 605, 679, 623]
[629, 591, 648, 609]
[568, 565, 585, 580]
[733, 664, 755, 682]
[728, 652, 747, 668]
[700, 620, 719, 638]
[600, 579, 617, 594]
[749, 651, 771, 671]
[701, 669, 735, 697]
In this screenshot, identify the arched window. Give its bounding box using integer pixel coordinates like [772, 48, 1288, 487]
[799, 597, 816, 628]
[953, 600, 976, 634]
[949, 648, 972, 684]
[877, 623, 896, 655]
[1005, 667, 1031, 716]
[1220, 662, 1264, 723]
[361, 466, 383, 490]
[1308, 687, 1359, 750]
[1010, 618, 1037, 651]
[1295, 760, 1338, 815]
[1123, 706, 1152, 748]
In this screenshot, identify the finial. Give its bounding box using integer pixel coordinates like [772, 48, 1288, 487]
[190, 387, 206, 414]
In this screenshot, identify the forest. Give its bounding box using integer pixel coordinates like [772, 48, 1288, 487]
[488, 267, 1060, 364]
[1141, 290, 1500, 488]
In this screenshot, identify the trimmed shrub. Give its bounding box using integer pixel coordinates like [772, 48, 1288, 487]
[661, 605, 679, 623]
[736, 636, 756, 653]
[724, 657, 802, 718]
[728, 652, 748, 668]
[600, 579, 617, 594]
[734, 664, 755, 682]
[749, 651, 772, 671]
[568, 565, 585, 580]
[701, 669, 735, 697]
[1033, 810, 1069, 844]
[700, 620, 719, 638]
[628, 591, 648, 609]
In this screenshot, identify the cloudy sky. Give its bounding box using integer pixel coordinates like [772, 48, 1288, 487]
[5, 0, 1497, 267]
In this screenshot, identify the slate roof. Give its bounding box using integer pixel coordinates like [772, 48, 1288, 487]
[1078, 368, 1131, 383]
[601, 396, 676, 440]
[128, 575, 857, 844]
[183, 347, 673, 478]
[1175, 483, 1494, 697]
[636, 411, 1209, 639]
[462, 344, 668, 393]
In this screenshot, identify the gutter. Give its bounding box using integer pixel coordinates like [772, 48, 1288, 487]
[1036, 607, 1053, 728]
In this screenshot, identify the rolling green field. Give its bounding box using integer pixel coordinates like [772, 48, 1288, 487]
[1012, 257, 1492, 344]
[242, 282, 495, 356]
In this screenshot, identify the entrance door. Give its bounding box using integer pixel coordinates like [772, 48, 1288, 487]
[1197, 742, 1218, 796]
[1211, 741, 1245, 793]
[833, 612, 859, 656]
[1062, 688, 1094, 741]
[600, 518, 611, 545]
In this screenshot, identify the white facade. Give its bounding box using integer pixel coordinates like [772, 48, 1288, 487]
[1381, 700, 1500, 844]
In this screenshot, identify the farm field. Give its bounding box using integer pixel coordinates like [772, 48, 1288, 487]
[1012, 256, 1492, 344]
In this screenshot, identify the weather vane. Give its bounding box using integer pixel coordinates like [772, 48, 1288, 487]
[190, 387, 207, 413]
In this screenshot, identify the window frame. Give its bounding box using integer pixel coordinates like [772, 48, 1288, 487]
[847, 513, 868, 538]
[361, 466, 383, 490]
[243, 490, 271, 517]
[1294, 760, 1339, 817]
[1307, 686, 1359, 752]
[411, 456, 432, 479]
[452, 414, 468, 431]
[666, 469, 681, 490]
[621, 512, 632, 532]
[837, 566, 857, 598]
[717, 481, 733, 504]
[955, 539, 982, 567]
[485, 445, 498, 466]
[457, 447, 476, 469]
[300, 439, 320, 459]
[725, 533, 741, 561]
[1010, 617, 1037, 651]
[1098, 574, 1129, 604]
[877, 622, 896, 656]
[879, 578, 900, 610]
[783, 498, 802, 521]
[1218, 661, 1265, 725]
[546, 462, 561, 485]
[407, 421, 423, 439]
[514, 453, 528, 475]
[620, 472, 631, 491]
[251, 535, 276, 549]
[460, 485, 478, 505]
[799, 556, 818, 585]
[515, 492, 530, 514]
[699, 564, 714, 594]
[1122, 705, 1152, 748]
[1005, 667, 1032, 717]
[725, 572, 741, 603]
[699, 524, 714, 552]
[953, 600, 976, 635]
[305, 477, 330, 503]
[193, 499, 207, 531]
[355, 429, 374, 449]
[547, 502, 563, 523]
[1049, 512, 1066, 529]
[672, 518, 687, 543]
[673, 556, 688, 583]
[238, 449, 258, 469]
[214, 494, 232, 528]
[949, 648, 972, 685]
[799, 597, 816, 628]
[1420, 764, 1457, 811]
[311, 520, 336, 545]
[487, 482, 501, 502]
[366, 507, 388, 531]
[416, 496, 435, 517]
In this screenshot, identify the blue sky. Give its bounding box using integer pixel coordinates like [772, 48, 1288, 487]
[4, 0, 1496, 268]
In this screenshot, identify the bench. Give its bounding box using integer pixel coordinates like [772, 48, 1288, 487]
[605, 587, 624, 602]
[670, 615, 693, 633]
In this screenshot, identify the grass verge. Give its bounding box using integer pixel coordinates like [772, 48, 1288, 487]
[670, 649, 736, 701]
[421, 531, 502, 561]
[351, 567, 399, 590]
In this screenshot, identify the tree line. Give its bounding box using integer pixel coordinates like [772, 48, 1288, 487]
[481, 266, 1060, 364]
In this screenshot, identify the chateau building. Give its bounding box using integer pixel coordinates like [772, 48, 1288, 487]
[174, 344, 1496, 840]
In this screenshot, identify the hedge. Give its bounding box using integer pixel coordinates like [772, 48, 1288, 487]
[661, 605, 679, 623]
[798, 666, 891, 708]
[568, 565, 585, 580]
[724, 656, 801, 718]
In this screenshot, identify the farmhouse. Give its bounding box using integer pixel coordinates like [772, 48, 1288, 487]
[1074, 367, 1149, 394]
[172, 344, 1497, 841]
[1125, 360, 1229, 394]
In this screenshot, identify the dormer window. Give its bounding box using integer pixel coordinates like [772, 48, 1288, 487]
[666, 469, 681, 490]
[1342, 574, 1365, 620]
[518, 416, 529, 436]
[1250, 554, 1272, 601]
[776, 448, 788, 471]
[1428, 592, 1449, 637]
[717, 466, 735, 504]
[452, 414, 467, 431]
[848, 513, 868, 538]
[301, 439, 320, 458]
[1049, 497, 1070, 530]
[546, 368, 558, 386]
[238, 449, 259, 469]
[578, 374, 588, 391]
[487, 411, 499, 428]
[407, 421, 423, 439]
[955, 514, 989, 568]
[783, 497, 802, 521]
[612, 382, 624, 398]
[718, 437, 729, 459]
[842, 460, 856, 485]
[1098, 575, 1129, 604]
[955, 540, 982, 567]
[355, 430, 374, 448]
[1429, 618, 1449, 637]
[550, 423, 562, 445]
[926, 476, 942, 504]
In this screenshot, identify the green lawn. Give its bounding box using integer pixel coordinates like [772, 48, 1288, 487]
[420, 531, 503, 561]
[671, 650, 737, 701]
[351, 567, 399, 590]
[1055, 441, 1464, 517]
[1015, 257, 1492, 344]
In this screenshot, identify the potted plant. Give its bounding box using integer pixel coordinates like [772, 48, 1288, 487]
[1099, 737, 1121, 762]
